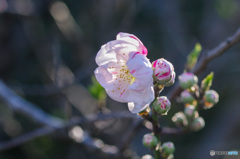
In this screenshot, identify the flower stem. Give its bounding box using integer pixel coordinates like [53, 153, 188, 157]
[152, 113, 161, 159]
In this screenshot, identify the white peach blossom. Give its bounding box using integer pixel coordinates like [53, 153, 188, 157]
[94, 32, 154, 113]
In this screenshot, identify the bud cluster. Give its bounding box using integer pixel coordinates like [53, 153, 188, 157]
[173, 72, 219, 132]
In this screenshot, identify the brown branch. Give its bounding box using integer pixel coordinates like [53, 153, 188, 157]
[169, 27, 240, 101]
[193, 27, 240, 75]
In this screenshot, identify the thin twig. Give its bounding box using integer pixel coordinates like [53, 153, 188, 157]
[193, 27, 240, 75]
[161, 127, 187, 136]
[169, 27, 240, 101]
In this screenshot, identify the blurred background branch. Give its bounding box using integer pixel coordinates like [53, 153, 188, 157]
[0, 0, 240, 159]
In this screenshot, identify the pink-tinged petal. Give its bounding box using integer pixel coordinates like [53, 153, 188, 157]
[106, 89, 129, 103]
[129, 35, 148, 55]
[117, 32, 148, 56]
[117, 33, 140, 47]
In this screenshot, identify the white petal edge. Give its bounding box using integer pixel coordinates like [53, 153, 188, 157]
[128, 102, 150, 113]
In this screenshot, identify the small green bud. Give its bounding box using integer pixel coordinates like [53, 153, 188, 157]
[204, 90, 219, 105]
[180, 90, 195, 104]
[153, 96, 171, 115]
[184, 105, 195, 118]
[191, 117, 205, 131]
[179, 72, 198, 89]
[172, 112, 188, 127]
[142, 133, 158, 149]
[142, 154, 154, 159]
[161, 141, 175, 156]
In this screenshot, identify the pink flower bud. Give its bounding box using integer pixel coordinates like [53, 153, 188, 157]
[191, 117, 205, 131]
[178, 72, 198, 89]
[184, 105, 195, 118]
[161, 141, 175, 156]
[142, 133, 158, 149]
[153, 96, 171, 115]
[152, 58, 175, 85]
[165, 72, 176, 87]
[204, 90, 219, 105]
[180, 90, 195, 104]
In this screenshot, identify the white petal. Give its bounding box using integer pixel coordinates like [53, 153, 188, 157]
[94, 67, 113, 88]
[96, 40, 140, 66]
[106, 89, 128, 103]
[127, 52, 153, 83]
[95, 44, 117, 66]
[123, 84, 154, 110]
[128, 102, 150, 113]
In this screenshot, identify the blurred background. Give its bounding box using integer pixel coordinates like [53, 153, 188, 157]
[0, 0, 240, 159]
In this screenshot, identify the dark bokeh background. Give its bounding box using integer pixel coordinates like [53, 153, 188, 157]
[0, 0, 240, 159]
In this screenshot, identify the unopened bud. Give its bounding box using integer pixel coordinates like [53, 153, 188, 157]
[152, 58, 175, 85]
[142, 154, 154, 159]
[204, 90, 219, 105]
[179, 72, 198, 89]
[153, 96, 171, 115]
[165, 72, 176, 87]
[142, 133, 158, 149]
[161, 142, 175, 156]
[184, 105, 195, 118]
[180, 90, 195, 104]
[172, 112, 188, 127]
[191, 117, 205, 131]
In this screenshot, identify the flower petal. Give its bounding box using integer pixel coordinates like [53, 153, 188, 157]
[94, 67, 113, 88]
[128, 102, 150, 113]
[123, 84, 154, 111]
[95, 44, 117, 66]
[117, 32, 148, 55]
[127, 52, 153, 83]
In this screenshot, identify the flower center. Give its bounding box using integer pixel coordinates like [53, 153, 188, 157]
[108, 64, 135, 97]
